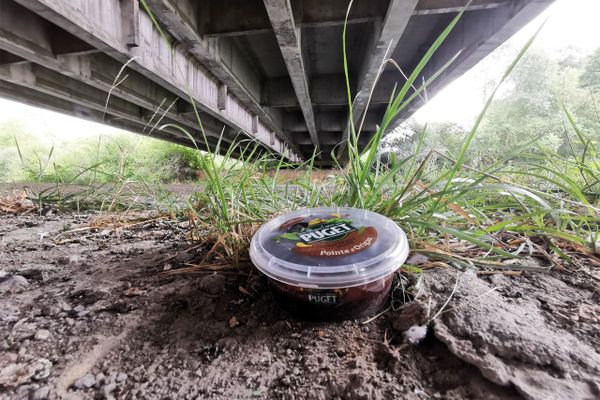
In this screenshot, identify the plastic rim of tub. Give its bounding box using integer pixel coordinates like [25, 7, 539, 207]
[250, 207, 409, 289]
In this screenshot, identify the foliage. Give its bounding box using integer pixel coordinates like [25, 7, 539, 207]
[383, 47, 600, 167]
[0, 129, 212, 184]
[580, 47, 600, 90]
[3, 3, 599, 272]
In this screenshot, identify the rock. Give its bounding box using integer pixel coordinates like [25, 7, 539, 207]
[427, 269, 600, 400]
[403, 325, 428, 344]
[116, 372, 128, 383]
[31, 386, 50, 400]
[0, 352, 18, 365]
[73, 373, 96, 389]
[40, 306, 60, 317]
[102, 382, 117, 400]
[198, 274, 226, 294]
[393, 301, 427, 332]
[0, 363, 32, 388]
[73, 305, 85, 313]
[0, 275, 29, 292]
[34, 330, 51, 341]
[578, 303, 599, 323]
[31, 359, 52, 380]
[95, 372, 106, 386]
[72, 305, 90, 318]
[0, 359, 51, 388]
[12, 321, 36, 341]
[228, 316, 240, 328]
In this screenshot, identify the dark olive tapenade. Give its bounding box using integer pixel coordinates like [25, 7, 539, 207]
[249, 207, 409, 321]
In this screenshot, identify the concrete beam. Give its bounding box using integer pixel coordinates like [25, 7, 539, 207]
[13, 0, 300, 162]
[414, 0, 509, 15]
[294, 131, 371, 146]
[0, 5, 230, 141]
[337, 0, 418, 159]
[202, 0, 510, 37]
[120, 0, 140, 47]
[0, 50, 24, 65]
[0, 79, 220, 151]
[0, 1, 56, 68]
[204, 0, 388, 37]
[57, 52, 229, 139]
[284, 111, 381, 133]
[0, 62, 223, 142]
[263, 71, 405, 107]
[142, 0, 299, 156]
[0, 1, 97, 60]
[264, 0, 320, 153]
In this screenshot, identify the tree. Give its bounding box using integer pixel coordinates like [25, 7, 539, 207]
[580, 48, 600, 91]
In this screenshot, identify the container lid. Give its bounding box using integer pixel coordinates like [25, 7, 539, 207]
[250, 207, 409, 289]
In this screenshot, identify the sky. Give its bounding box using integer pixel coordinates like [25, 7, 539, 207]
[0, 0, 598, 142]
[412, 0, 600, 126]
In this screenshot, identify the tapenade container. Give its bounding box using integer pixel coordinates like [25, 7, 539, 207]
[250, 207, 409, 321]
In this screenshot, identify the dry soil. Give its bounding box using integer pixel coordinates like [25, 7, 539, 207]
[0, 207, 599, 400]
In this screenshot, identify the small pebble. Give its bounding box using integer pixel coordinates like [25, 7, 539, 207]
[31, 386, 50, 400]
[404, 325, 428, 344]
[116, 372, 128, 383]
[34, 330, 51, 341]
[73, 373, 95, 389]
[95, 372, 106, 386]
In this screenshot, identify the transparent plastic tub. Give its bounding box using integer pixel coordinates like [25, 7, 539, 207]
[250, 207, 409, 320]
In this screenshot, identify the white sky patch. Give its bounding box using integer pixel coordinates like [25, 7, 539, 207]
[0, 0, 597, 141]
[412, 0, 600, 126]
[0, 98, 124, 145]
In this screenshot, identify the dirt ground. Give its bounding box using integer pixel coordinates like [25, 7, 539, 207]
[1, 205, 599, 399]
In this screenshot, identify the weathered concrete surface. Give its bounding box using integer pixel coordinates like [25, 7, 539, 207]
[424, 270, 600, 400]
[0, 0, 554, 165]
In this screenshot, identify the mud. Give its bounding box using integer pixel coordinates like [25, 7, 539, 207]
[1, 210, 599, 399]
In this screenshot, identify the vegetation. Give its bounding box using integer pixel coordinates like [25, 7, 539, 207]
[1, 4, 599, 271]
[0, 125, 209, 184]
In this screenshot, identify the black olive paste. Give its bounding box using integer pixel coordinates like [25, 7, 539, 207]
[250, 207, 409, 321]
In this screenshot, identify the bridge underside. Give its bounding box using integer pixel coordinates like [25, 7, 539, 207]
[0, 0, 553, 166]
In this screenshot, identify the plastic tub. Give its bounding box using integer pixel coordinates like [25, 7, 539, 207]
[250, 207, 409, 321]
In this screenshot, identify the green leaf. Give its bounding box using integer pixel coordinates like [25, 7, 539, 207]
[279, 233, 300, 241]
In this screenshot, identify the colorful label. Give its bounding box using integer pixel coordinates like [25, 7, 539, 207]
[297, 221, 357, 244]
[276, 214, 377, 257]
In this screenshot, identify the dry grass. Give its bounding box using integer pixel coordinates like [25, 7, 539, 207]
[0, 190, 36, 214]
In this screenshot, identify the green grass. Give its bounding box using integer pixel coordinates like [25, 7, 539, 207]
[3, 2, 599, 271]
[159, 2, 599, 269]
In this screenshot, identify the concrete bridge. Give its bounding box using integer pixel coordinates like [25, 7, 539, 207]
[0, 0, 553, 165]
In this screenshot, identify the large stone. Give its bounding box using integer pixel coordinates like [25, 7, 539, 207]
[425, 270, 600, 400]
[0, 275, 29, 292]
